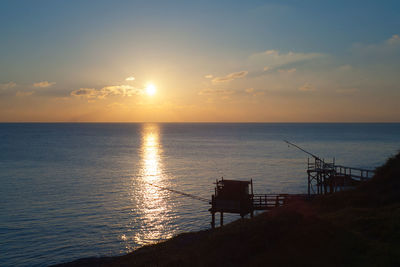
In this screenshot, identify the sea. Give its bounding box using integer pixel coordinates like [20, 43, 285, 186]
[1, 123, 399, 266]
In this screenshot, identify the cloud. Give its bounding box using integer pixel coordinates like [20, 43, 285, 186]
[204, 74, 213, 79]
[278, 68, 296, 74]
[337, 65, 352, 71]
[352, 34, 400, 57]
[244, 87, 265, 97]
[101, 85, 140, 97]
[298, 82, 315, 92]
[70, 88, 98, 98]
[198, 88, 235, 96]
[245, 88, 254, 94]
[0, 81, 16, 90]
[125, 76, 135, 81]
[70, 85, 141, 100]
[212, 71, 248, 83]
[387, 34, 400, 46]
[250, 50, 324, 69]
[16, 91, 35, 97]
[264, 50, 278, 55]
[33, 81, 55, 88]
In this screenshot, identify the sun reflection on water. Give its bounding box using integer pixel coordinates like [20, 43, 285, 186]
[143, 130, 161, 181]
[123, 123, 175, 250]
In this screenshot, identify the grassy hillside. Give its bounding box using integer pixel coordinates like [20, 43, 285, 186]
[55, 152, 400, 267]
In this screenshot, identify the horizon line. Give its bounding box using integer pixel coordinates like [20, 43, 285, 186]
[1, 121, 399, 124]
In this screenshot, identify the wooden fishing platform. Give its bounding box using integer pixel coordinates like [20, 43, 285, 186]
[307, 157, 375, 195]
[209, 154, 375, 228]
[209, 141, 375, 229]
[209, 178, 310, 228]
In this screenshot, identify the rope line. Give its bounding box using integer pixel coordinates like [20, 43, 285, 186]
[146, 182, 210, 203]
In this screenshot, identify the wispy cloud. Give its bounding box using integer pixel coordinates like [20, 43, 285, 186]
[125, 76, 135, 81]
[101, 85, 140, 97]
[298, 82, 315, 92]
[278, 68, 296, 74]
[198, 88, 235, 96]
[0, 81, 16, 90]
[244, 87, 265, 96]
[352, 34, 400, 57]
[33, 81, 55, 88]
[264, 50, 278, 55]
[16, 91, 35, 97]
[212, 71, 248, 83]
[70, 88, 98, 98]
[245, 88, 254, 94]
[70, 85, 141, 100]
[204, 74, 213, 79]
[387, 34, 400, 45]
[337, 65, 352, 71]
[250, 50, 324, 69]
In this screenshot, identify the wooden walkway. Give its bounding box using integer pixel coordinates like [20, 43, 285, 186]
[210, 191, 312, 228]
[252, 194, 310, 210]
[334, 165, 375, 181]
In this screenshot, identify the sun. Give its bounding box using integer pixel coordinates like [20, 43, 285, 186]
[145, 83, 157, 96]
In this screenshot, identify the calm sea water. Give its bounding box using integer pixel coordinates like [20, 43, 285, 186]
[1, 123, 399, 266]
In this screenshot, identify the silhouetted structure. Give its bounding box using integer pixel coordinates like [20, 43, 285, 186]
[209, 178, 309, 228]
[284, 140, 375, 195]
[209, 179, 253, 228]
[208, 141, 375, 229]
[307, 157, 374, 195]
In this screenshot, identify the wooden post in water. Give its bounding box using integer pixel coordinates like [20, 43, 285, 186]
[220, 212, 224, 227]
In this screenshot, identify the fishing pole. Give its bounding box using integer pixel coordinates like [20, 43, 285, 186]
[283, 140, 322, 161]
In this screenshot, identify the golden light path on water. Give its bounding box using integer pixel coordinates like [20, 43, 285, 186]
[123, 123, 175, 250]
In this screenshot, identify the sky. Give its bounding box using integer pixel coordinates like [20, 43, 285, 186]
[0, 0, 399, 122]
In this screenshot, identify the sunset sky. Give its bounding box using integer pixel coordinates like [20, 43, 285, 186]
[1, 0, 399, 122]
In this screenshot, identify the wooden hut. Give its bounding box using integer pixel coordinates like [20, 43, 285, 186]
[209, 178, 253, 228]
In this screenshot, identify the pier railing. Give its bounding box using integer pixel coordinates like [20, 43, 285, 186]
[333, 165, 374, 181]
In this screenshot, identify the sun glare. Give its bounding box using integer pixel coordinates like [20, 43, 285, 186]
[145, 83, 157, 96]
